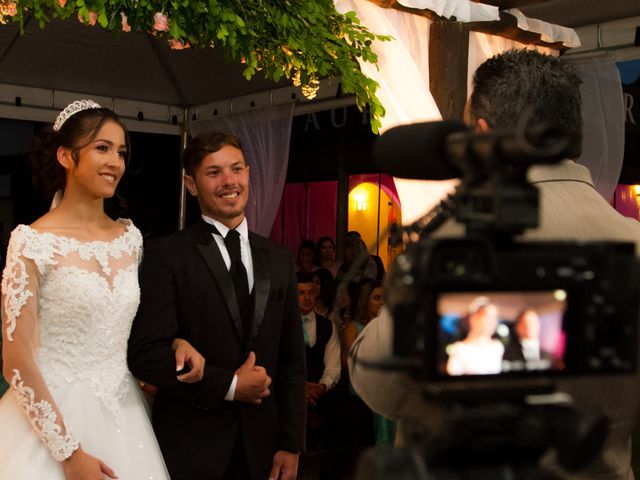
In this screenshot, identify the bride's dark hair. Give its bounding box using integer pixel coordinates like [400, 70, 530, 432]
[29, 108, 131, 203]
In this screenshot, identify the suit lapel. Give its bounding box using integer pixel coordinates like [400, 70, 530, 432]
[248, 234, 271, 348]
[189, 219, 244, 342]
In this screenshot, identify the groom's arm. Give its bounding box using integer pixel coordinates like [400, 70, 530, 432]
[127, 237, 234, 409]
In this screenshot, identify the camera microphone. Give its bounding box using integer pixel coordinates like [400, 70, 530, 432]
[373, 120, 467, 180]
[374, 119, 575, 181]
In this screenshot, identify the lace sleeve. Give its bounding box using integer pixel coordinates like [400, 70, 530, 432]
[134, 227, 143, 266]
[1, 227, 79, 461]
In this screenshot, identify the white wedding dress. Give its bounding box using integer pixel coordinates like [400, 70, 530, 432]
[0, 219, 169, 479]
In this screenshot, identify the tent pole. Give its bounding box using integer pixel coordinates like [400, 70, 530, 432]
[178, 108, 189, 230]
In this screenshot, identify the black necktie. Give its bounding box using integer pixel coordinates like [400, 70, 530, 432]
[223, 228, 251, 339]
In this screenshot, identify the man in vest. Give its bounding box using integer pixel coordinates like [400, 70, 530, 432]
[297, 271, 341, 409]
[298, 270, 348, 478]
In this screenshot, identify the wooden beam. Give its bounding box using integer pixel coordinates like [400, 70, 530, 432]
[429, 21, 470, 121]
[478, 0, 555, 8]
[466, 10, 568, 50]
[365, 0, 567, 50]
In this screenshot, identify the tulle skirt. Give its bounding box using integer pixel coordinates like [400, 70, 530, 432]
[0, 374, 169, 480]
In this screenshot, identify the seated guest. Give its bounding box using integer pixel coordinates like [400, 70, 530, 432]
[370, 254, 386, 282]
[316, 236, 341, 277]
[312, 268, 336, 318]
[296, 239, 318, 274]
[297, 271, 341, 408]
[336, 236, 377, 286]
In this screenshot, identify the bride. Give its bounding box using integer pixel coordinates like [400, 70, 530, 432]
[0, 100, 202, 479]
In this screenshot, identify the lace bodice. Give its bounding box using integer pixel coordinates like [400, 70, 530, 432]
[1, 219, 142, 461]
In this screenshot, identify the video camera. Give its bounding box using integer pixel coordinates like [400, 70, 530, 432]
[357, 119, 640, 479]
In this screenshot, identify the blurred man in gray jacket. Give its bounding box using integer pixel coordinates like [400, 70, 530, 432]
[350, 49, 640, 479]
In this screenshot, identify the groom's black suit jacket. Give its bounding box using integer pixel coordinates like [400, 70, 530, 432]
[127, 219, 306, 480]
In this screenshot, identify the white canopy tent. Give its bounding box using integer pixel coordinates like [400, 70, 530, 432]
[0, 0, 637, 231]
[0, 17, 338, 134]
[0, 14, 356, 234]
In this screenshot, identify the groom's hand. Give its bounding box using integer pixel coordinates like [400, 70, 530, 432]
[269, 450, 299, 480]
[173, 338, 206, 383]
[234, 351, 272, 404]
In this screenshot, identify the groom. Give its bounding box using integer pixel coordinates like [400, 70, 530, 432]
[128, 131, 306, 480]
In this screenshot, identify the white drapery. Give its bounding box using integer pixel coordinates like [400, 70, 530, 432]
[334, 0, 457, 225]
[331, 2, 566, 225]
[398, 0, 499, 22]
[506, 9, 580, 49]
[189, 103, 294, 236]
[333, 1, 619, 222]
[568, 56, 625, 202]
[394, 1, 578, 48]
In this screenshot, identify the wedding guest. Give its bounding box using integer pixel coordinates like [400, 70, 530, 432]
[316, 236, 341, 277]
[298, 271, 341, 408]
[347, 280, 395, 445]
[296, 239, 318, 274]
[336, 236, 377, 286]
[312, 267, 335, 318]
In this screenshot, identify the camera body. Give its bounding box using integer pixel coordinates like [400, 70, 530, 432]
[362, 121, 640, 478]
[388, 234, 639, 402]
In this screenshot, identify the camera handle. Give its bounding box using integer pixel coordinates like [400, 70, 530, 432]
[356, 445, 544, 480]
[387, 192, 460, 249]
[355, 396, 609, 480]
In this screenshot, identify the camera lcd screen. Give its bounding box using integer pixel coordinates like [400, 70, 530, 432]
[436, 291, 567, 377]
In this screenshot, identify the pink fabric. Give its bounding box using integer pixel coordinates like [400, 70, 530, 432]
[269, 175, 399, 257]
[613, 185, 640, 220]
[270, 181, 338, 256]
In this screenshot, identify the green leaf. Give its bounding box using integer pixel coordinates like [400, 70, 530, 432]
[98, 10, 108, 28]
[242, 65, 255, 80]
[169, 18, 181, 38]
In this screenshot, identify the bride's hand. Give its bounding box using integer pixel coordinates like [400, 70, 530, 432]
[62, 448, 117, 479]
[172, 338, 205, 383]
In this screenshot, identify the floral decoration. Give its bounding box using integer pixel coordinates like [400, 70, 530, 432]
[0, 0, 390, 132]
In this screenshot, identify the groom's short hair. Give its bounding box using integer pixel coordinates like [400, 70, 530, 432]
[182, 131, 243, 176]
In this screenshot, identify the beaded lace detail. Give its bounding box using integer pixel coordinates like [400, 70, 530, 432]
[10, 369, 79, 461]
[1, 219, 142, 461]
[1, 241, 32, 341]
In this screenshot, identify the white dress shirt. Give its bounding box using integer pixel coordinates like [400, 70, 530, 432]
[521, 339, 541, 362]
[202, 215, 254, 292]
[302, 310, 341, 391]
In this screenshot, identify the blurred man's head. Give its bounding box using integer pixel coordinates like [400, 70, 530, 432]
[515, 308, 541, 341]
[296, 271, 316, 316]
[467, 49, 583, 158]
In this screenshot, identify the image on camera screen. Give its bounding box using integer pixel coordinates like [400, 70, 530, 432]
[436, 291, 567, 377]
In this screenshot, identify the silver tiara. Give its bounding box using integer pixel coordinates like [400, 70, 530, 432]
[53, 99, 102, 132]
